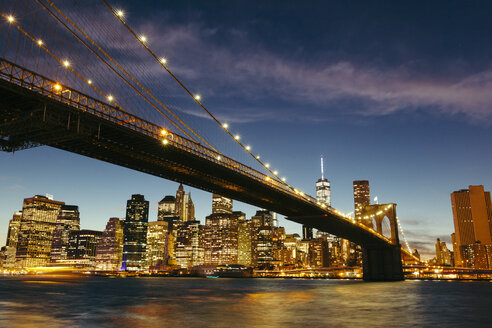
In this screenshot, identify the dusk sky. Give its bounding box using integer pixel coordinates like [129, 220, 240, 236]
[1, 0, 492, 258]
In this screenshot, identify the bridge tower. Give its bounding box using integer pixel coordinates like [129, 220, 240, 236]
[360, 203, 403, 281]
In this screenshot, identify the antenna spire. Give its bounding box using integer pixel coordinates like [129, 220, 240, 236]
[320, 155, 324, 180]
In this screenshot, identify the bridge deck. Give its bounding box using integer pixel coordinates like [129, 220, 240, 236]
[0, 58, 395, 249]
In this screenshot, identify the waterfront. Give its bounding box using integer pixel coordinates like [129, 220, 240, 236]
[0, 277, 491, 328]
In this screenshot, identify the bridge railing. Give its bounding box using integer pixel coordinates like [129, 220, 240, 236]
[0, 57, 318, 204]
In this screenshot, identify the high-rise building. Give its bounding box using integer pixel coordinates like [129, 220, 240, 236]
[66, 230, 102, 268]
[122, 194, 149, 271]
[4, 211, 22, 268]
[50, 205, 80, 264]
[304, 156, 331, 240]
[175, 184, 195, 222]
[251, 210, 276, 266]
[353, 180, 370, 220]
[15, 195, 65, 268]
[174, 220, 204, 268]
[435, 238, 453, 267]
[309, 238, 329, 268]
[238, 220, 253, 266]
[316, 155, 331, 206]
[212, 194, 233, 214]
[95, 217, 124, 271]
[157, 195, 176, 221]
[451, 185, 492, 268]
[203, 212, 242, 265]
[146, 221, 170, 271]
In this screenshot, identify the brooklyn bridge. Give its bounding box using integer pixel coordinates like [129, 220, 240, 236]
[0, 0, 419, 280]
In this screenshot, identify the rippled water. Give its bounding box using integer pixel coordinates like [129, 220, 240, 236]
[0, 276, 491, 327]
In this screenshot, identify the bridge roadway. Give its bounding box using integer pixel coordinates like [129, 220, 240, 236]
[0, 58, 403, 280]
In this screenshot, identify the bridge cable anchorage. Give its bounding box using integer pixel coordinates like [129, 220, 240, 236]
[37, 0, 216, 150]
[0, 11, 132, 117]
[100, 0, 298, 189]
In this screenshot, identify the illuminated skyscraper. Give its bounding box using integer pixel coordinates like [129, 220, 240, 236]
[304, 156, 331, 240]
[212, 194, 233, 214]
[353, 180, 370, 221]
[4, 211, 22, 268]
[95, 217, 124, 271]
[203, 212, 242, 265]
[435, 238, 453, 266]
[316, 155, 331, 206]
[50, 205, 80, 264]
[238, 220, 253, 266]
[157, 195, 176, 220]
[251, 210, 275, 266]
[15, 195, 65, 268]
[175, 220, 204, 268]
[175, 184, 195, 222]
[146, 221, 170, 270]
[451, 185, 492, 268]
[67, 230, 102, 268]
[122, 194, 149, 271]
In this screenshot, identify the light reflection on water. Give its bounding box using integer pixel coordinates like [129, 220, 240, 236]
[0, 277, 491, 328]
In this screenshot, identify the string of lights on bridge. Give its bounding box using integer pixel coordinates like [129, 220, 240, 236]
[2, 8, 414, 256]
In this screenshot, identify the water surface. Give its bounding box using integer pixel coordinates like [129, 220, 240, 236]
[0, 277, 491, 327]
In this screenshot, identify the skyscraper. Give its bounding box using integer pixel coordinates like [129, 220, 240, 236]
[304, 156, 331, 240]
[174, 220, 204, 268]
[67, 230, 102, 268]
[238, 220, 253, 266]
[15, 195, 65, 268]
[4, 212, 22, 268]
[212, 194, 233, 214]
[316, 155, 331, 206]
[203, 212, 242, 265]
[451, 185, 492, 268]
[353, 180, 370, 220]
[50, 205, 80, 264]
[146, 221, 170, 271]
[175, 184, 195, 222]
[95, 217, 124, 271]
[435, 238, 453, 266]
[122, 194, 149, 271]
[251, 210, 275, 266]
[157, 195, 176, 221]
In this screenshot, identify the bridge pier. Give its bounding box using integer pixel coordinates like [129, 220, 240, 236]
[362, 245, 403, 281]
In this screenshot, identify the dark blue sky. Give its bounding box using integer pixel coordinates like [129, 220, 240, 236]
[1, 0, 492, 257]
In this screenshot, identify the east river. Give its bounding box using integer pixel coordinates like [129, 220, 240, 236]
[0, 276, 491, 327]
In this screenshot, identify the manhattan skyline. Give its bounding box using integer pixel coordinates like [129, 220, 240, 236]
[1, 0, 492, 259]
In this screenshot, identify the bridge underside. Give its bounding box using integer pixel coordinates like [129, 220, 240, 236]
[0, 74, 403, 281]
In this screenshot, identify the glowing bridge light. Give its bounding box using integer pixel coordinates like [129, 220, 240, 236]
[87, 79, 92, 85]
[222, 123, 228, 129]
[273, 170, 278, 175]
[53, 83, 62, 91]
[245, 145, 251, 151]
[216, 155, 221, 161]
[160, 57, 167, 64]
[116, 10, 125, 17]
[281, 177, 286, 182]
[194, 94, 201, 101]
[107, 95, 114, 102]
[162, 139, 169, 145]
[140, 35, 147, 42]
[234, 135, 240, 140]
[37, 39, 43, 46]
[7, 15, 14, 23]
[255, 155, 260, 159]
[265, 163, 270, 168]
[160, 129, 167, 135]
[62, 60, 70, 68]
[265, 176, 270, 181]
